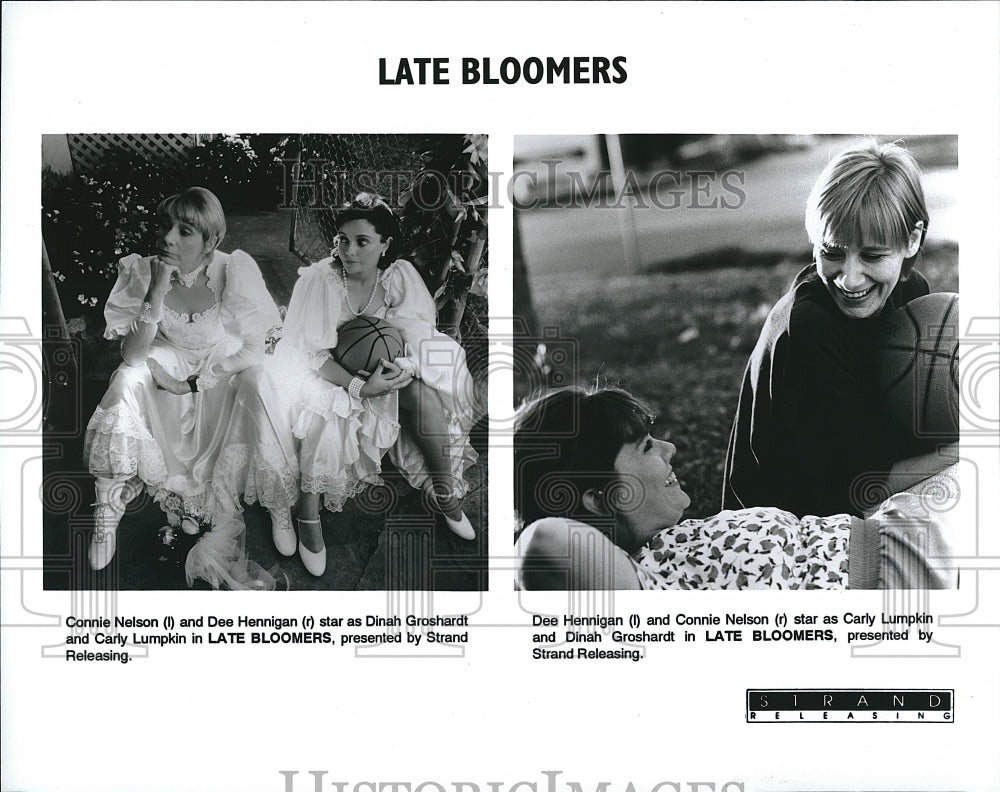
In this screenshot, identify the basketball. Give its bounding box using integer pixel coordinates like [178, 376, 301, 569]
[332, 316, 405, 376]
[877, 292, 959, 457]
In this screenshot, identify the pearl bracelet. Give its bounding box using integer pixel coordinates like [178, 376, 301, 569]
[348, 376, 365, 399]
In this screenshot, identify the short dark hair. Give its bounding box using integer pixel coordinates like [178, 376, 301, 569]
[513, 386, 655, 526]
[334, 192, 400, 266]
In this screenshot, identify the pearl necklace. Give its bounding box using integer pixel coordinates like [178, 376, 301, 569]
[341, 267, 380, 316]
[174, 262, 207, 289]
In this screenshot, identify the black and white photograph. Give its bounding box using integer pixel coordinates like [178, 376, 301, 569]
[512, 134, 963, 591]
[41, 133, 489, 591]
[3, 3, 1000, 792]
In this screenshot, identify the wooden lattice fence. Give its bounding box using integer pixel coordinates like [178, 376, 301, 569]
[66, 133, 213, 174]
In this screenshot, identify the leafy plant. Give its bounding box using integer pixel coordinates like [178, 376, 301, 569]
[42, 135, 282, 326]
[42, 159, 169, 323]
[186, 135, 261, 207]
[398, 134, 488, 343]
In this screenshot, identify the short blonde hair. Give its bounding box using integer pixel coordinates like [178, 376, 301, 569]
[805, 140, 928, 275]
[157, 187, 226, 250]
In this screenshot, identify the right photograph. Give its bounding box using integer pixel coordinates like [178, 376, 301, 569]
[512, 134, 960, 590]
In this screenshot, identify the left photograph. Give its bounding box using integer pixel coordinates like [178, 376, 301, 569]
[41, 133, 488, 591]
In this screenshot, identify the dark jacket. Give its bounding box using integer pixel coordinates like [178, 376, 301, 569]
[723, 266, 929, 517]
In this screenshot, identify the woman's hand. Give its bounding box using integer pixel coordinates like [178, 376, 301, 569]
[147, 358, 190, 395]
[358, 359, 413, 398]
[149, 255, 180, 297]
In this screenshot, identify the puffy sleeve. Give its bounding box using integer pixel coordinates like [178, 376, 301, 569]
[383, 259, 437, 330]
[383, 260, 474, 411]
[274, 258, 344, 370]
[208, 250, 282, 381]
[103, 254, 152, 339]
[220, 249, 282, 338]
[383, 259, 440, 372]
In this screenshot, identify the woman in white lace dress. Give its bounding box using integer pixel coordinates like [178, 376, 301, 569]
[83, 187, 281, 587]
[214, 194, 478, 576]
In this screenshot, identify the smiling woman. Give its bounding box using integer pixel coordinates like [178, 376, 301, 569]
[723, 140, 936, 518]
[513, 385, 956, 591]
[807, 141, 928, 320]
[814, 236, 921, 320]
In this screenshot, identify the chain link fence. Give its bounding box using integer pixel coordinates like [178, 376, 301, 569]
[283, 134, 425, 262]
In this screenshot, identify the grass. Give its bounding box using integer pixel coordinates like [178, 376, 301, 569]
[531, 242, 959, 521]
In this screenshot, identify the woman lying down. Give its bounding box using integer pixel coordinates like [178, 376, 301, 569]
[513, 386, 957, 590]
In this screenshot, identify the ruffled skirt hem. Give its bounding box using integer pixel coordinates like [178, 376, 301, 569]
[84, 403, 171, 488]
[291, 374, 402, 511]
[212, 441, 300, 514]
[301, 473, 386, 513]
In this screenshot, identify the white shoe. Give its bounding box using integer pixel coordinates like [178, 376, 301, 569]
[425, 487, 476, 541]
[269, 509, 296, 557]
[180, 515, 200, 535]
[442, 511, 476, 541]
[297, 518, 326, 576]
[89, 502, 124, 570]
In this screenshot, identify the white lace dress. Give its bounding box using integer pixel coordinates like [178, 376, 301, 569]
[82, 249, 282, 587]
[214, 257, 478, 514]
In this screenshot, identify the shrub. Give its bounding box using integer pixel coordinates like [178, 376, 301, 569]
[399, 134, 489, 344]
[43, 160, 166, 323]
[186, 135, 261, 208]
[43, 136, 273, 325]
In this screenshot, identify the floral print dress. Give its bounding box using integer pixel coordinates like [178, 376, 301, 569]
[632, 507, 852, 590]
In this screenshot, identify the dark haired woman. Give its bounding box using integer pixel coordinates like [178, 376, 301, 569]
[214, 194, 478, 576]
[514, 386, 954, 590]
[83, 187, 281, 585]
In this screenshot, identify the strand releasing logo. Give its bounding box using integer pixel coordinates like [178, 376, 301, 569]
[747, 689, 953, 722]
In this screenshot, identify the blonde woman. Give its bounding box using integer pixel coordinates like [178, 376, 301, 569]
[83, 187, 281, 587]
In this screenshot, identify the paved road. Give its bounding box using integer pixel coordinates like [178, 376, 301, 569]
[224, 209, 302, 308]
[519, 137, 959, 298]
